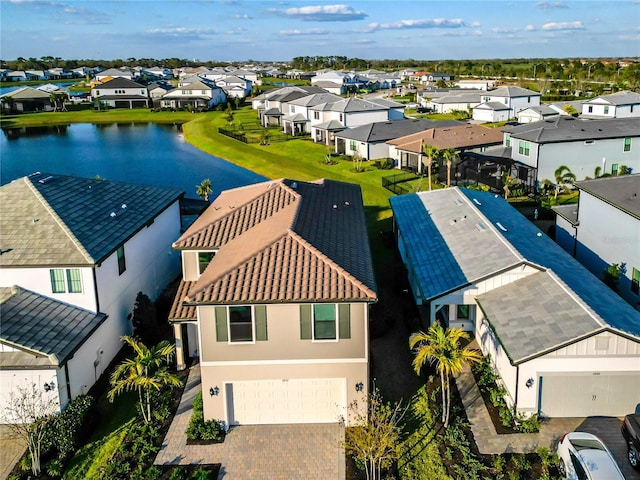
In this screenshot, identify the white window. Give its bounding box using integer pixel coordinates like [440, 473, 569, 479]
[50, 268, 83, 294]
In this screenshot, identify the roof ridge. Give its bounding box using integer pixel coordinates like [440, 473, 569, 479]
[288, 230, 377, 299]
[24, 177, 94, 263]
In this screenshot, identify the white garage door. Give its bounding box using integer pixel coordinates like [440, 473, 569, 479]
[539, 373, 640, 417]
[226, 378, 346, 425]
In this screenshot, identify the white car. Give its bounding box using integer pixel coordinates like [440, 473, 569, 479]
[556, 431, 625, 480]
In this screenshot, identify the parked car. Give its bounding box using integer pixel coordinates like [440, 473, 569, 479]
[556, 431, 625, 480]
[416, 106, 431, 113]
[621, 404, 640, 470]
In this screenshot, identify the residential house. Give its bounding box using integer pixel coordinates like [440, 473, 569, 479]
[309, 97, 392, 145]
[143, 66, 174, 80]
[148, 82, 174, 107]
[215, 75, 252, 99]
[160, 81, 226, 110]
[0, 173, 183, 410]
[366, 98, 405, 120]
[387, 124, 504, 172]
[25, 70, 51, 81]
[390, 187, 640, 418]
[91, 77, 150, 109]
[472, 102, 512, 123]
[255, 86, 328, 127]
[311, 70, 367, 95]
[428, 92, 482, 114]
[4, 70, 28, 82]
[0, 87, 52, 113]
[413, 72, 454, 85]
[454, 79, 496, 90]
[95, 67, 135, 81]
[581, 90, 640, 119]
[503, 116, 640, 184]
[517, 105, 564, 124]
[169, 179, 377, 426]
[333, 119, 463, 160]
[282, 92, 343, 136]
[473, 86, 541, 120]
[553, 175, 640, 308]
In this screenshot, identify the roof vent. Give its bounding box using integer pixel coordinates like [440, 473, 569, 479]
[473, 198, 482, 206]
[110, 212, 117, 218]
[291, 182, 298, 189]
[536, 232, 542, 237]
[496, 222, 507, 232]
[475, 222, 486, 232]
[121, 204, 127, 209]
[38, 176, 55, 184]
[333, 204, 338, 209]
[344, 201, 350, 207]
[454, 198, 463, 206]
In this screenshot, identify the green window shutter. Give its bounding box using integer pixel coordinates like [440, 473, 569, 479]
[300, 305, 312, 340]
[338, 304, 351, 339]
[255, 305, 268, 341]
[215, 306, 228, 342]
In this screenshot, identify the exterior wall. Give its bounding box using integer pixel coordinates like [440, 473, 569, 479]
[92, 86, 147, 100]
[554, 214, 578, 256]
[575, 191, 640, 305]
[431, 100, 478, 114]
[0, 368, 61, 417]
[388, 108, 405, 120]
[198, 302, 367, 362]
[516, 332, 640, 414]
[473, 108, 509, 123]
[181, 250, 201, 281]
[614, 104, 640, 118]
[509, 136, 640, 182]
[582, 99, 617, 118]
[0, 266, 96, 312]
[343, 110, 389, 128]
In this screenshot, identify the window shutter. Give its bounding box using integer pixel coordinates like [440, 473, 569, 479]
[300, 305, 312, 340]
[215, 307, 228, 342]
[338, 304, 351, 339]
[255, 305, 268, 341]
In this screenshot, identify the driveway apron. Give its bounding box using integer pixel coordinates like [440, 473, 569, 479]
[155, 364, 346, 480]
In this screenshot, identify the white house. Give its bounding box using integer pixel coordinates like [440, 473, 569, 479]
[581, 90, 640, 119]
[216, 75, 252, 98]
[517, 105, 564, 124]
[553, 175, 640, 308]
[428, 92, 482, 114]
[91, 77, 149, 109]
[95, 67, 135, 81]
[472, 101, 512, 123]
[475, 86, 541, 119]
[390, 187, 640, 418]
[281, 92, 343, 135]
[0, 173, 184, 410]
[160, 80, 227, 110]
[504, 116, 640, 184]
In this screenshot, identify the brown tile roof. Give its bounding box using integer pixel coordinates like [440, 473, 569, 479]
[168, 280, 197, 321]
[387, 124, 504, 153]
[169, 179, 377, 311]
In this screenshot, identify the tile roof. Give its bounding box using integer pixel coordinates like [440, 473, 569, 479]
[387, 124, 504, 153]
[287, 93, 343, 107]
[391, 187, 640, 357]
[0, 86, 51, 100]
[0, 173, 183, 267]
[488, 86, 540, 97]
[474, 101, 512, 111]
[583, 90, 640, 106]
[575, 175, 640, 219]
[504, 116, 640, 143]
[170, 179, 376, 311]
[334, 119, 463, 143]
[95, 77, 145, 89]
[0, 286, 107, 365]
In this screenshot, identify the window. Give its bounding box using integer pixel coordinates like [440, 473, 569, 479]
[198, 252, 216, 274]
[339, 113, 343, 122]
[290, 106, 295, 113]
[314, 111, 319, 120]
[349, 140, 357, 151]
[584, 140, 595, 145]
[117, 245, 126, 275]
[624, 137, 632, 152]
[214, 305, 267, 343]
[505, 134, 510, 147]
[632, 267, 640, 294]
[313, 304, 337, 340]
[588, 106, 593, 113]
[457, 305, 470, 319]
[50, 268, 82, 293]
[611, 163, 618, 175]
[604, 106, 609, 114]
[518, 140, 530, 156]
[299, 304, 350, 341]
[527, 96, 531, 103]
[95, 90, 100, 96]
[184, 89, 192, 94]
[504, 98, 508, 105]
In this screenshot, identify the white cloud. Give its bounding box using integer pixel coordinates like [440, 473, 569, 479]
[542, 21, 584, 30]
[365, 18, 464, 32]
[468, 21, 481, 27]
[492, 27, 520, 34]
[144, 27, 217, 40]
[278, 28, 329, 36]
[525, 25, 536, 31]
[269, 4, 367, 22]
[535, 1, 568, 10]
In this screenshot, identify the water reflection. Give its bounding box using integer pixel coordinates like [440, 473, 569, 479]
[3, 125, 70, 140]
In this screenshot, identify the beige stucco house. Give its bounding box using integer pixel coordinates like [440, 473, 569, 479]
[169, 179, 377, 426]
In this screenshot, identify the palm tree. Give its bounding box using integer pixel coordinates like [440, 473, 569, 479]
[196, 178, 213, 202]
[441, 148, 459, 187]
[421, 143, 441, 191]
[553, 165, 576, 201]
[409, 324, 482, 428]
[108, 336, 181, 423]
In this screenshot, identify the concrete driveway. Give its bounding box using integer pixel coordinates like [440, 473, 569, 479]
[574, 417, 640, 480]
[0, 425, 26, 480]
[155, 364, 345, 480]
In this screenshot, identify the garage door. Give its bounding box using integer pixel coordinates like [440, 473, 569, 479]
[226, 378, 345, 425]
[539, 373, 640, 417]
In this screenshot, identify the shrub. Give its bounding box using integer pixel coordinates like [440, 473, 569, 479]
[169, 468, 187, 480]
[191, 467, 216, 480]
[46, 458, 63, 478]
[185, 392, 225, 442]
[44, 395, 96, 459]
[144, 465, 162, 480]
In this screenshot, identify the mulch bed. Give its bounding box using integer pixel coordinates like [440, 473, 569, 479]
[159, 463, 220, 480]
[468, 366, 521, 435]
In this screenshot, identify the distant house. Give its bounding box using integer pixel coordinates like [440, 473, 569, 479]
[0, 87, 52, 113]
[390, 187, 640, 418]
[160, 80, 226, 110]
[91, 77, 150, 109]
[169, 179, 377, 426]
[95, 68, 135, 81]
[215, 75, 252, 98]
[581, 90, 640, 119]
[472, 101, 512, 123]
[0, 173, 183, 411]
[517, 105, 564, 124]
[474, 86, 541, 120]
[428, 92, 482, 114]
[454, 79, 496, 90]
[255, 86, 328, 127]
[147, 82, 174, 106]
[553, 175, 640, 308]
[282, 92, 343, 136]
[333, 118, 463, 160]
[503, 116, 640, 183]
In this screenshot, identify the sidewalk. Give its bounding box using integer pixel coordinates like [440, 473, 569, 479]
[0, 425, 26, 480]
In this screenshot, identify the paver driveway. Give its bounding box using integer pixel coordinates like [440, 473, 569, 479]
[155, 364, 345, 480]
[0, 425, 26, 480]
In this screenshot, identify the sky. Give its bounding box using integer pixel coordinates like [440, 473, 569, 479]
[1, 0, 639, 62]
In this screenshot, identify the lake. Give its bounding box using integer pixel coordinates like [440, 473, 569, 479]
[0, 123, 266, 198]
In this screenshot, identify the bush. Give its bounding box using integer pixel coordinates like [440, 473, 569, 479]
[185, 392, 225, 443]
[191, 467, 216, 480]
[44, 395, 96, 459]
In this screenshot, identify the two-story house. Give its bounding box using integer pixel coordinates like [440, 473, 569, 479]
[473, 86, 541, 121]
[0, 173, 183, 411]
[169, 179, 377, 426]
[160, 80, 227, 110]
[504, 116, 640, 185]
[553, 175, 640, 308]
[581, 90, 640, 119]
[215, 75, 252, 98]
[91, 77, 150, 109]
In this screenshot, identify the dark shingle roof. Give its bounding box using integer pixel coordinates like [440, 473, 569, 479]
[0, 173, 183, 267]
[575, 175, 640, 219]
[95, 77, 145, 89]
[334, 119, 463, 143]
[505, 116, 640, 144]
[0, 286, 107, 365]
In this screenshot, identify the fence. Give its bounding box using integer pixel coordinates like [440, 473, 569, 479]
[218, 125, 292, 144]
[382, 172, 420, 195]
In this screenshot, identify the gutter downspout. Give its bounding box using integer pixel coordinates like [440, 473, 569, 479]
[513, 364, 520, 418]
[92, 266, 100, 313]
